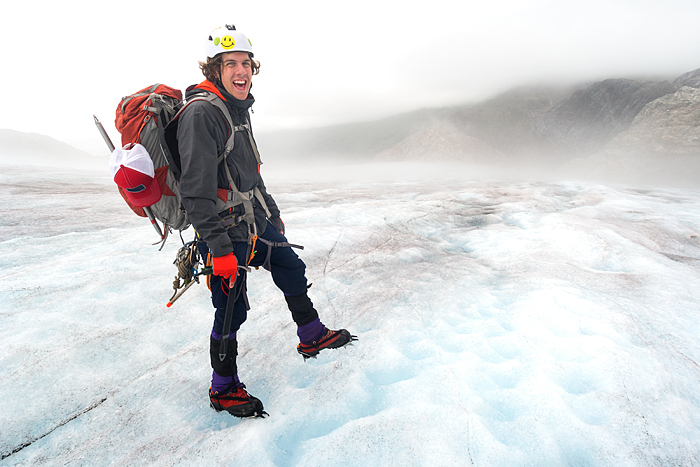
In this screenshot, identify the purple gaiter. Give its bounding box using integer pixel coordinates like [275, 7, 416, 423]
[297, 318, 325, 344]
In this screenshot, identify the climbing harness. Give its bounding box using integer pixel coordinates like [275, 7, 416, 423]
[256, 238, 304, 271]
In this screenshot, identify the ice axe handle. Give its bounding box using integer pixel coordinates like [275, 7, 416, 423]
[93, 115, 115, 152]
[146, 210, 165, 239]
[218, 276, 237, 361]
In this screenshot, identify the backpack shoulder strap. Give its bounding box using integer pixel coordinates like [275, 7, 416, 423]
[253, 186, 272, 219]
[175, 91, 236, 161]
[177, 90, 263, 166]
[244, 117, 263, 166]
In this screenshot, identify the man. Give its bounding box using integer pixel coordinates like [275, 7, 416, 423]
[175, 25, 355, 418]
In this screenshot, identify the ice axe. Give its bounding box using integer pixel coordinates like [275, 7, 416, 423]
[93, 115, 164, 239]
[166, 266, 213, 307]
[219, 274, 240, 361]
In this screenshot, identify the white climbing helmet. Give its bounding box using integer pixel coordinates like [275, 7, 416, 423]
[205, 24, 254, 58]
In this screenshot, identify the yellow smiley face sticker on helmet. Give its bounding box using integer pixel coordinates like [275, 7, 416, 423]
[220, 36, 235, 49]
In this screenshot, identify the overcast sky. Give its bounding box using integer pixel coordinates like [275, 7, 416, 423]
[1, 0, 699, 154]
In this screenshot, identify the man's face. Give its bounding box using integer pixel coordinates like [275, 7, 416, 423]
[219, 51, 253, 100]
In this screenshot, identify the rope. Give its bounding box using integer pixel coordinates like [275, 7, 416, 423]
[174, 241, 200, 284]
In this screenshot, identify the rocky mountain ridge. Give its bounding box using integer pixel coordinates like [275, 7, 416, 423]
[257, 67, 700, 185]
[560, 85, 700, 185]
[375, 73, 697, 165]
[535, 79, 678, 156]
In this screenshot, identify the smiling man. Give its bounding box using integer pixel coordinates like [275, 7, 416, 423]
[174, 25, 355, 418]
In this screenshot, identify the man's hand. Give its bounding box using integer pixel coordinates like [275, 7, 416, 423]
[212, 253, 238, 279]
[270, 216, 285, 235]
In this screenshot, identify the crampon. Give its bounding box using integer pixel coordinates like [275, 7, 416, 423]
[297, 328, 358, 361]
[209, 387, 268, 418]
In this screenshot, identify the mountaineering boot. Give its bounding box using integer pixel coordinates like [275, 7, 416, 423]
[209, 385, 267, 418]
[297, 328, 357, 360]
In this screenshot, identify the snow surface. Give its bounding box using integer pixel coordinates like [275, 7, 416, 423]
[2, 163, 700, 466]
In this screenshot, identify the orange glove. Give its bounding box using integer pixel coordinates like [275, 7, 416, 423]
[212, 253, 238, 279]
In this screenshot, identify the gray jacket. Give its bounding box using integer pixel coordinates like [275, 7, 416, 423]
[176, 82, 280, 257]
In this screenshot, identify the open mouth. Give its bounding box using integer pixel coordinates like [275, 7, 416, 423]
[233, 80, 247, 92]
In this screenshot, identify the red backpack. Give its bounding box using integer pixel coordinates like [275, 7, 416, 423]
[114, 84, 189, 236]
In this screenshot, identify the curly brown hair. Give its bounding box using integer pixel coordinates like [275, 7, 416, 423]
[198, 53, 260, 83]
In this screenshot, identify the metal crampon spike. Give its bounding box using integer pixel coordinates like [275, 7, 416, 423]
[344, 335, 358, 347]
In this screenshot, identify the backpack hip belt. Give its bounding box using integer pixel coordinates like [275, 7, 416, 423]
[217, 188, 256, 229]
[215, 173, 272, 231]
